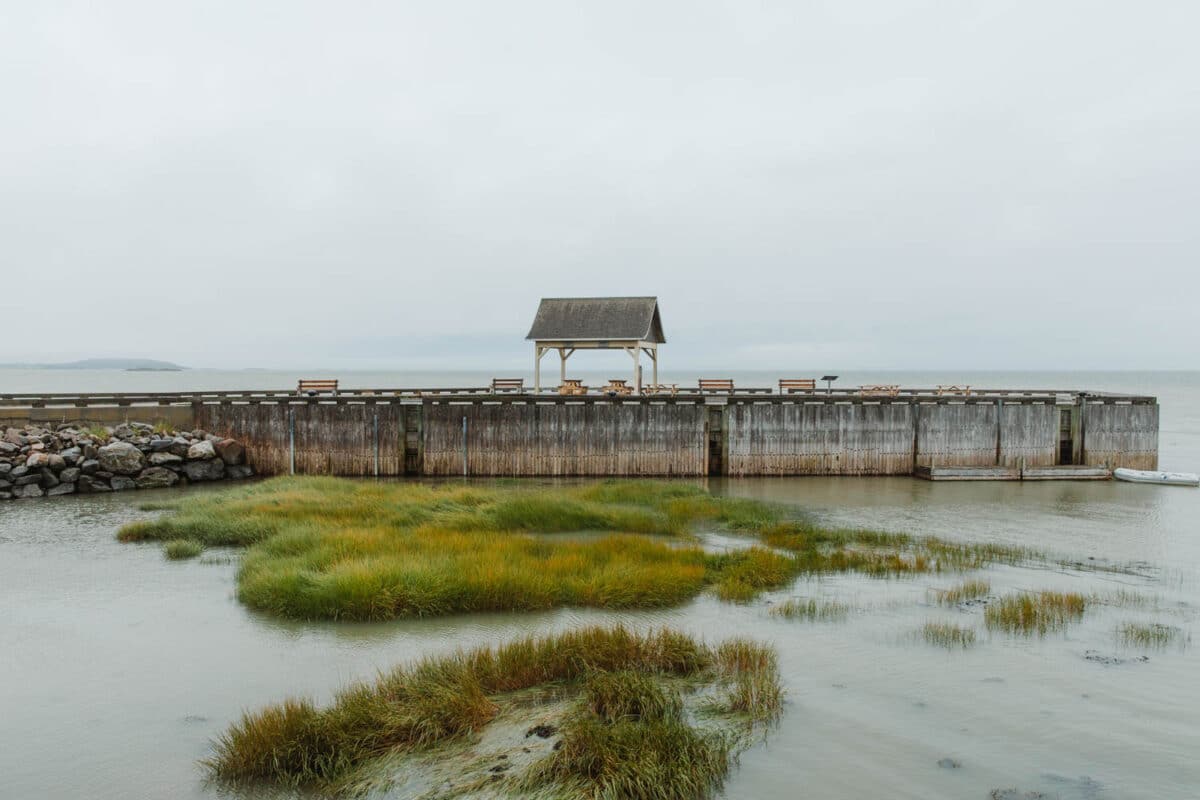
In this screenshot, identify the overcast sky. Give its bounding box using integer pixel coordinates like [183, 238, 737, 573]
[2, 1, 1196, 371]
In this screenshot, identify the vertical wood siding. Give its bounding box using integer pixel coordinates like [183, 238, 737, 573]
[1083, 403, 1159, 470]
[915, 404, 998, 467]
[724, 402, 916, 476]
[197, 403, 408, 476]
[421, 402, 707, 476]
[997, 403, 1058, 466]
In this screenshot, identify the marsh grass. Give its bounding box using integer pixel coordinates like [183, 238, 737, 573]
[770, 597, 850, 621]
[1090, 589, 1157, 608]
[1116, 622, 1187, 649]
[163, 539, 203, 560]
[206, 625, 780, 798]
[921, 621, 977, 649]
[118, 477, 1036, 620]
[985, 591, 1087, 635]
[933, 579, 991, 605]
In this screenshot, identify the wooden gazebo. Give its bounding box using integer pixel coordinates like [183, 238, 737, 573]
[526, 297, 666, 393]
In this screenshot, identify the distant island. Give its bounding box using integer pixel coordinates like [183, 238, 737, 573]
[0, 358, 187, 371]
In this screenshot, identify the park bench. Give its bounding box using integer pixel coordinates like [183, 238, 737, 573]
[698, 379, 735, 393]
[858, 384, 900, 397]
[297, 379, 338, 396]
[645, 383, 678, 396]
[936, 385, 972, 396]
[779, 378, 817, 394]
[490, 378, 525, 393]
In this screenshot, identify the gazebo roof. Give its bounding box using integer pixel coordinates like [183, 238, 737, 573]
[525, 297, 666, 343]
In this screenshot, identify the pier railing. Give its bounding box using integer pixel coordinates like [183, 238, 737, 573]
[0, 387, 1158, 409]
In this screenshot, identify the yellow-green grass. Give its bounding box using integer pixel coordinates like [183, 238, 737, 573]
[921, 621, 977, 649]
[984, 591, 1087, 635]
[206, 625, 780, 796]
[162, 538, 203, 560]
[118, 477, 1032, 620]
[1116, 622, 1186, 648]
[933, 579, 991, 605]
[770, 597, 851, 621]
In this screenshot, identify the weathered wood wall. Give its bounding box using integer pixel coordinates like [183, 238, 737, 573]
[422, 402, 707, 476]
[1083, 402, 1159, 470]
[197, 403, 411, 477]
[170, 396, 1159, 477]
[997, 403, 1058, 467]
[915, 404, 998, 467]
[725, 402, 915, 476]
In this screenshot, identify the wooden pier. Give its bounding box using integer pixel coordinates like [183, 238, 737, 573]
[0, 387, 1159, 478]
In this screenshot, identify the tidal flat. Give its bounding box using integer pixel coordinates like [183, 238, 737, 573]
[2, 475, 1199, 799]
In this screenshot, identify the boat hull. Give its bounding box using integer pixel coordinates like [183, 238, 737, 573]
[1113, 468, 1200, 487]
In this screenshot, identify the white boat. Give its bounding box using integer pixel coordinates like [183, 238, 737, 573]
[1113, 468, 1200, 487]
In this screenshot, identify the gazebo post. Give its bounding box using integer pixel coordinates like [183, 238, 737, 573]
[559, 347, 568, 383]
[651, 346, 658, 387]
[534, 345, 544, 392]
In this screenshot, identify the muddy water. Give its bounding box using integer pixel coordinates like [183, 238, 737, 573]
[2, 476, 1196, 800]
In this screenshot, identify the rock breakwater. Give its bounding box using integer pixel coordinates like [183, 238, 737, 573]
[0, 422, 252, 500]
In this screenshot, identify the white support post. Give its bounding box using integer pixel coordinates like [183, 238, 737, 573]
[534, 345, 544, 393]
[651, 346, 658, 386]
[559, 347, 568, 383]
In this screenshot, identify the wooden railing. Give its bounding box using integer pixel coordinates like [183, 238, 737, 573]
[0, 387, 1158, 409]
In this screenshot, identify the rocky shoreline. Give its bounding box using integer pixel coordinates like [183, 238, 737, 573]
[0, 422, 253, 500]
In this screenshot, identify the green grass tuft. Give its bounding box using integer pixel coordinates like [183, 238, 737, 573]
[933, 579, 990, 605]
[205, 625, 780, 796]
[984, 591, 1087, 635]
[1116, 622, 1187, 648]
[770, 597, 850, 621]
[163, 539, 203, 560]
[117, 476, 1041, 621]
[921, 621, 977, 649]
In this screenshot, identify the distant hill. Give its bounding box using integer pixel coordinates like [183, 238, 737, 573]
[0, 358, 188, 371]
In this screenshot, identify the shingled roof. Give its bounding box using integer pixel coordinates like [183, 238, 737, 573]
[526, 297, 666, 343]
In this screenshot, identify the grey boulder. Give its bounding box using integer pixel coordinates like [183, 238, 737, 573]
[25, 452, 52, 468]
[59, 467, 81, 484]
[184, 458, 225, 482]
[98, 442, 146, 475]
[110, 476, 137, 491]
[77, 476, 111, 493]
[136, 467, 180, 489]
[187, 440, 217, 460]
[149, 452, 183, 466]
[47, 482, 76, 496]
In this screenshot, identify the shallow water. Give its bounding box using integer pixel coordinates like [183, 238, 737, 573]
[2, 370, 1198, 799]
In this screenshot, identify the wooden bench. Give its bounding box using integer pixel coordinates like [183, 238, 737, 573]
[779, 378, 817, 394]
[558, 379, 588, 396]
[698, 379, 735, 393]
[858, 384, 900, 397]
[297, 379, 338, 396]
[936, 385, 972, 396]
[645, 383, 678, 396]
[490, 378, 525, 393]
